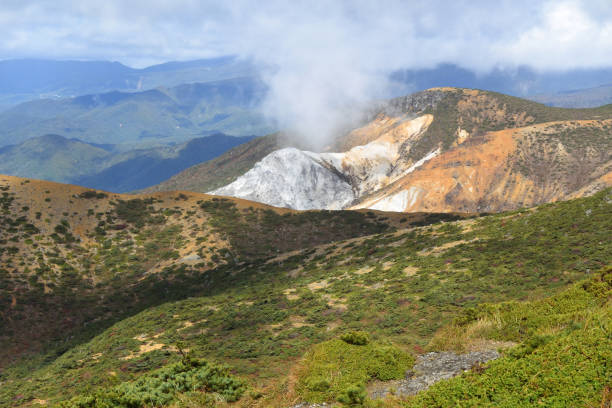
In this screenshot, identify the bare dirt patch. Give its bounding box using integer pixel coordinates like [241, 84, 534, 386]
[418, 239, 473, 256]
[289, 315, 314, 328]
[307, 280, 329, 291]
[354, 266, 374, 275]
[403, 266, 419, 276]
[323, 294, 347, 311]
[283, 288, 300, 301]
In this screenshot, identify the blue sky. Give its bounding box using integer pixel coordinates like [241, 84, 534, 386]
[1, 0, 611, 70]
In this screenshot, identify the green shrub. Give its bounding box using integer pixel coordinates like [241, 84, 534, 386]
[78, 191, 107, 199]
[341, 331, 370, 346]
[297, 335, 413, 403]
[338, 384, 366, 406]
[308, 378, 331, 392]
[57, 358, 246, 407]
[410, 269, 612, 407]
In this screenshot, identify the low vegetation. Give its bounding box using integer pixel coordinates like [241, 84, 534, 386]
[0, 180, 609, 406]
[296, 332, 414, 404]
[58, 357, 246, 408]
[406, 267, 611, 407]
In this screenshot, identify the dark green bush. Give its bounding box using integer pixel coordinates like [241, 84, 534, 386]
[337, 384, 366, 406]
[57, 358, 246, 407]
[78, 191, 107, 199]
[341, 331, 370, 346]
[308, 378, 331, 392]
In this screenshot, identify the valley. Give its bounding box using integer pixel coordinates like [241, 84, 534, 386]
[0, 172, 610, 407]
[4, 4, 612, 407]
[0, 133, 256, 192]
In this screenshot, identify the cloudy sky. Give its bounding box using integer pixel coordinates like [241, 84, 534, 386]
[3, 0, 611, 146]
[1, 0, 611, 70]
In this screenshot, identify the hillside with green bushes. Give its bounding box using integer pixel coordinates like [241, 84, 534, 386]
[1, 172, 609, 406]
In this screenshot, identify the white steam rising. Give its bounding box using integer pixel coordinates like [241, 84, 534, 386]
[221, 0, 612, 147]
[231, 1, 414, 148]
[4, 0, 612, 146]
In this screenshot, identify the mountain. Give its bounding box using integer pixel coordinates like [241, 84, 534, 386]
[0, 57, 258, 110]
[0, 172, 609, 407]
[0, 133, 255, 192]
[3, 58, 612, 114]
[0, 134, 111, 181]
[141, 133, 287, 193]
[202, 88, 612, 212]
[72, 134, 257, 192]
[213, 147, 356, 210]
[0, 174, 414, 367]
[0, 77, 274, 147]
[391, 63, 612, 102]
[531, 84, 612, 108]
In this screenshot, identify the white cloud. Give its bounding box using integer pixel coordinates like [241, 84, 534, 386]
[499, 0, 612, 69]
[1, 0, 611, 145]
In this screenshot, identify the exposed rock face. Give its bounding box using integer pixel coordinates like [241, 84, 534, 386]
[354, 120, 612, 213]
[369, 350, 501, 400]
[289, 350, 501, 407]
[211, 88, 612, 212]
[211, 114, 436, 210]
[317, 114, 435, 196]
[212, 148, 355, 210]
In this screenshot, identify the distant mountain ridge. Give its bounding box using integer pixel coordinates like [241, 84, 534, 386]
[531, 84, 612, 108]
[3, 58, 612, 109]
[391, 63, 612, 103]
[0, 77, 274, 147]
[0, 57, 259, 110]
[74, 134, 257, 192]
[0, 133, 255, 192]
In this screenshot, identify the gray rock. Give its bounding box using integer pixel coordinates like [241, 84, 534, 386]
[288, 350, 500, 406]
[369, 350, 500, 399]
[211, 147, 354, 210]
[180, 254, 201, 262]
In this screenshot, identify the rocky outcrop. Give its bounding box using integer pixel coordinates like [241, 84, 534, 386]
[211, 114, 436, 210]
[289, 350, 501, 407]
[354, 120, 612, 212]
[212, 148, 355, 210]
[369, 350, 500, 399]
[211, 88, 612, 213]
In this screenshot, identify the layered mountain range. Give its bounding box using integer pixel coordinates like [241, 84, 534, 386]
[0, 57, 259, 110]
[179, 88, 612, 213]
[0, 133, 255, 192]
[0, 77, 273, 147]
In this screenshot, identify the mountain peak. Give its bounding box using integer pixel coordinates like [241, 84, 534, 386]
[205, 89, 612, 213]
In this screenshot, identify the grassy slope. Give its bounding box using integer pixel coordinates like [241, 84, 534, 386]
[405, 268, 611, 407]
[0, 174, 424, 368]
[2, 188, 610, 407]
